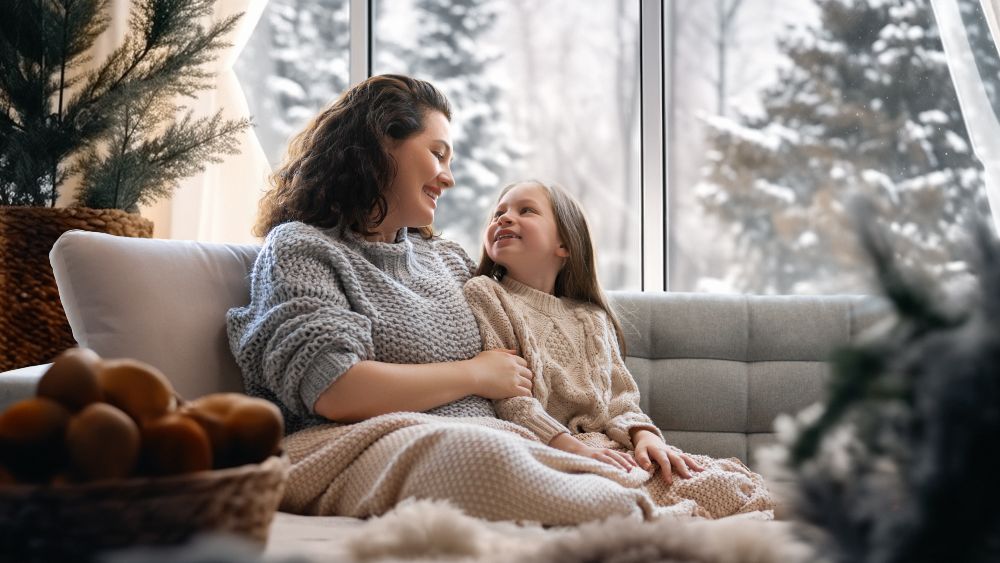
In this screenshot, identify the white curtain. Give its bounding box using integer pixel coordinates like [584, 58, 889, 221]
[931, 0, 1000, 232]
[62, 0, 271, 243]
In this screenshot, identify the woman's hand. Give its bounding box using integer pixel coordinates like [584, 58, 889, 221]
[468, 349, 533, 400]
[633, 430, 704, 485]
[549, 433, 638, 473]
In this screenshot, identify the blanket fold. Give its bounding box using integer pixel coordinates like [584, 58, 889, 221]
[282, 413, 773, 525]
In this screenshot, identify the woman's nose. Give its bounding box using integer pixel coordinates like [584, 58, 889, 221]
[439, 167, 455, 189]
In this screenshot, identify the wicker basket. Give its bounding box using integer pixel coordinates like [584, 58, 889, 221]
[0, 455, 289, 563]
[0, 206, 154, 372]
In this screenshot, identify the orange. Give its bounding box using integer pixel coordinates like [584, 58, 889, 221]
[66, 403, 140, 481]
[37, 347, 103, 411]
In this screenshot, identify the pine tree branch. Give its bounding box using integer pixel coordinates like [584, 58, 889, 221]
[66, 2, 240, 143]
[52, 0, 73, 206]
[75, 99, 250, 210]
[0, 109, 26, 133]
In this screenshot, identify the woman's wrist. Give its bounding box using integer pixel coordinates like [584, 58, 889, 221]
[457, 357, 482, 397]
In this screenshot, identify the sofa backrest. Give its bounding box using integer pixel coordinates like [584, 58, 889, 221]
[609, 292, 887, 465]
[50, 230, 889, 464]
[51, 231, 258, 400]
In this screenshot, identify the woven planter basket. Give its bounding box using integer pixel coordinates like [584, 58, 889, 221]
[0, 454, 289, 563]
[0, 206, 153, 372]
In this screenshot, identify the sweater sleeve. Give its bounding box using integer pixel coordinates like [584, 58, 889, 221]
[462, 276, 570, 444]
[597, 311, 665, 449]
[227, 224, 374, 420]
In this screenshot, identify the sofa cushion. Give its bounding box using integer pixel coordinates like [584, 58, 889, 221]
[611, 291, 887, 463]
[50, 231, 260, 400]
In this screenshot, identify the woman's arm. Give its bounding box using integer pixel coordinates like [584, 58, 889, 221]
[314, 349, 532, 422]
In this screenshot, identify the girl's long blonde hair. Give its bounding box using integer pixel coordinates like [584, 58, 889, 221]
[475, 181, 628, 354]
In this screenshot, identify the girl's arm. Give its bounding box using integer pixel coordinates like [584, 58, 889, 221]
[463, 277, 570, 444]
[598, 311, 665, 449]
[314, 350, 532, 422]
[588, 312, 703, 480]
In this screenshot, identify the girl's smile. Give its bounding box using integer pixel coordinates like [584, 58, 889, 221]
[493, 228, 521, 246]
[484, 182, 569, 294]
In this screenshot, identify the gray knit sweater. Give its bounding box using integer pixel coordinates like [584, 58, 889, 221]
[226, 221, 495, 433]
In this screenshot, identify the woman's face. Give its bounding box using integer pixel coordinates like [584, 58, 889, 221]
[382, 111, 455, 232]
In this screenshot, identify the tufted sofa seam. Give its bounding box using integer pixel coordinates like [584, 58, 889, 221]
[743, 296, 752, 463]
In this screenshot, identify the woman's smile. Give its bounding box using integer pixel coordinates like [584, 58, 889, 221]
[422, 185, 441, 207]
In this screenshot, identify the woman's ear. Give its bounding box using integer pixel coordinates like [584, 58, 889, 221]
[556, 243, 570, 258]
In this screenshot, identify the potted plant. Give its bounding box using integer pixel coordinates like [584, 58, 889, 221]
[0, 0, 251, 371]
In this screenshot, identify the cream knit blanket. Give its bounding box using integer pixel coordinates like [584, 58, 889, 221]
[281, 413, 772, 525]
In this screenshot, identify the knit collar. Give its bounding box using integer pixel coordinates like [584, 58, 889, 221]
[500, 276, 573, 316]
[337, 227, 418, 277]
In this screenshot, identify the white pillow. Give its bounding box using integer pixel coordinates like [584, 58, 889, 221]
[49, 230, 260, 400]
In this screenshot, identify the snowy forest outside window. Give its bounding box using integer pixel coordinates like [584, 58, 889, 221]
[686, 0, 996, 294]
[236, 1, 351, 167]
[373, 0, 643, 291]
[235, 0, 998, 295]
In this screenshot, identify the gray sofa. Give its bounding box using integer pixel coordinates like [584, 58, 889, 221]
[0, 230, 888, 555]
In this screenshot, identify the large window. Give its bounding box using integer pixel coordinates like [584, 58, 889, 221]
[236, 0, 997, 294]
[373, 0, 642, 290]
[674, 0, 996, 294]
[235, 0, 351, 165]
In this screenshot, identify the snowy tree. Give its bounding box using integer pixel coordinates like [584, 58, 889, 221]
[397, 0, 518, 251]
[237, 0, 350, 164]
[696, 0, 999, 294]
[498, 0, 641, 289]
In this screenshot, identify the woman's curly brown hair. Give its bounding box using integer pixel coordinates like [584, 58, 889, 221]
[254, 74, 452, 238]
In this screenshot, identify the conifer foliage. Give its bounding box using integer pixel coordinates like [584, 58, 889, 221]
[0, 0, 251, 210]
[697, 0, 1000, 293]
[780, 200, 1000, 562]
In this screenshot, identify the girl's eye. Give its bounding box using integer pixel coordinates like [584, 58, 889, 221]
[493, 209, 504, 218]
[521, 207, 535, 214]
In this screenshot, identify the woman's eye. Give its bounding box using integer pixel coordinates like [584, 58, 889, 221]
[432, 151, 445, 160]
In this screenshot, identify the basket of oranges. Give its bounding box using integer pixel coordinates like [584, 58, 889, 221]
[0, 348, 288, 562]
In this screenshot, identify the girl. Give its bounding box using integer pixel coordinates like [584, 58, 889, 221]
[463, 180, 774, 519]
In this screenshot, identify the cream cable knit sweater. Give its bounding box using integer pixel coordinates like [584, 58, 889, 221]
[463, 275, 663, 448]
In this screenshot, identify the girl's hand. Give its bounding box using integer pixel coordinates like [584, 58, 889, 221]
[634, 430, 705, 485]
[633, 430, 704, 485]
[549, 433, 638, 473]
[469, 349, 533, 399]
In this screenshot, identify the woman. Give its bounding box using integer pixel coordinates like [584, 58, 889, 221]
[228, 74, 531, 434]
[227, 75, 764, 523]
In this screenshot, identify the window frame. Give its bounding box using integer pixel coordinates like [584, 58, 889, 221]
[352, 0, 668, 290]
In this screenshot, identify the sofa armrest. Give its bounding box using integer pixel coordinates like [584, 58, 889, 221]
[0, 363, 49, 412]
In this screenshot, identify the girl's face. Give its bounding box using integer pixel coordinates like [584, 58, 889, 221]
[381, 111, 455, 233]
[485, 182, 569, 278]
